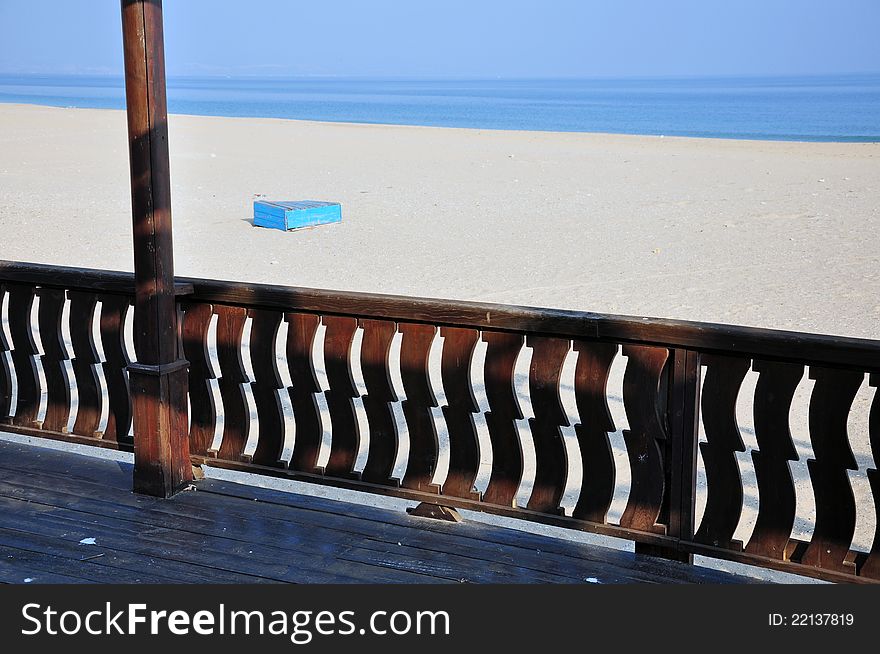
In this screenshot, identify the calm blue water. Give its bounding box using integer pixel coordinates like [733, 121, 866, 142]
[1, 74, 879, 142]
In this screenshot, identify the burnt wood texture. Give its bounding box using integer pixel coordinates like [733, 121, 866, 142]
[1, 260, 879, 583]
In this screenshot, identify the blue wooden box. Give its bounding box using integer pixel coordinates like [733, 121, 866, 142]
[253, 200, 342, 231]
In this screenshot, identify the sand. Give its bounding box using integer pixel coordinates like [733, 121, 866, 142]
[2, 103, 880, 583]
[1, 103, 879, 337]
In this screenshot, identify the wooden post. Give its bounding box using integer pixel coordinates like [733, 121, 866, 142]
[121, 0, 191, 497]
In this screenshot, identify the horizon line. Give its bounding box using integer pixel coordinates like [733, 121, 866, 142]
[1, 70, 880, 82]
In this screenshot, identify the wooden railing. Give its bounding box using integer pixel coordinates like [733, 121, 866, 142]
[1, 260, 879, 583]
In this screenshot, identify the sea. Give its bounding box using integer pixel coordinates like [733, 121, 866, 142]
[1, 73, 878, 142]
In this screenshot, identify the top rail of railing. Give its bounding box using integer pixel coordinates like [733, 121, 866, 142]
[2, 259, 878, 370]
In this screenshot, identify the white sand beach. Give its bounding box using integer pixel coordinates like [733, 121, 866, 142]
[1, 103, 878, 337]
[1, 103, 879, 582]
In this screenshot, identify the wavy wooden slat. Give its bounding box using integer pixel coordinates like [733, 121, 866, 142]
[619, 345, 669, 533]
[481, 331, 525, 507]
[744, 359, 803, 560]
[36, 288, 70, 432]
[571, 340, 617, 523]
[322, 315, 360, 479]
[7, 284, 40, 427]
[800, 367, 862, 573]
[0, 285, 11, 419]
[99, 294, 132, 445]
[694, 354, 749, 549]
[526, 336, 570, 514]
[359, 319, 400, 486]
[67, 291, 102, 438]
[399, 322, 440, 493]
[439, 326, 481, 500]
[863, 373, 880, 579]
[181, 302, 216, 457]
[286, 312, 323, 473]
[213, 304, 250, 461]
[248, 310, 286, 467]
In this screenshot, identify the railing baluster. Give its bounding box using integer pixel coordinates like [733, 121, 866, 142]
[801, 367, 862, 573]
[99, 294, 133, 445]
[214, 305, 250, 461]
[68, 291, 102, 438]
[659, 347, 702, 563]
[286, 312, 323, 473]
[695, 354, 749, 549]
[482, 331, 525, 507]
[8, 284, 41, 427]
[439, 327, 480, 500]
[36, 288, 71, 432]
[181, 302, 216, 457]
[322, 315, 360, 478]
[525, 336, 570, 515]
[399, 322, 440, 493]
[571, 340, 617, 523]
[863, 373, 880, 579]
[0, 285, 11, 420]
[359, 318, 400, 486]
[248, 309, 286, 467]
[745, 360, 803, 560]
[619, 345, 669, 533]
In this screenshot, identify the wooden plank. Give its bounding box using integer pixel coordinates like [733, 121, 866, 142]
[0, 441, 751, 584]
[745, 360, 802, 560]
[863, 373, 880, 580]
[398, 323, 441, 493]
[439, 327, 481, 500]
[571, 340, 617, 522]
[0, 285, 11, 419]
[694, 354, 750, 550]
[192, 453, 682, 548]
[0, 482, 443, 584]
[661, 348, 701, 563]
[193, 477, 754, 584]
[248, 309, 285, 467]
[0, 534, 254, 584]
[285, 312, 323, 473]
[181, 301, 216, 456]
[99, 294, 133, 445]
[0, 263, 192, 297]
[800, 367, 862, 574]
[0, 458, 572, 581]
[322, 315, 361, 478]
[619, 346, 669, 534]
[0, 461, 710, 585]
[67, 291, 102, 438]
[481, 331, 525, 506]
[7, 284, 40, 427]
[213, 304, 250, 461]
[36, 287, 71, 433]
[0, 547, 99, 584]
[525, 336, 570, 514]
[359, 318, 400, 486]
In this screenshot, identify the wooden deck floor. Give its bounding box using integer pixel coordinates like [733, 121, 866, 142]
[0, 440, 755, 584]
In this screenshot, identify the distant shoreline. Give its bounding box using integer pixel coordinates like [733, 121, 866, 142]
[1, 73, 878, 143]
[2, 100, 879, 145]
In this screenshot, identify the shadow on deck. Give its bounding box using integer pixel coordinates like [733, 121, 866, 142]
[0, 439, 755, 584]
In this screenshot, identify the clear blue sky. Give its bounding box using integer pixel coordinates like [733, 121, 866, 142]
[1, 0, 878, 78]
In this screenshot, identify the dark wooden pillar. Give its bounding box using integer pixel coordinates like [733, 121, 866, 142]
[121, 0, 192, 497]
